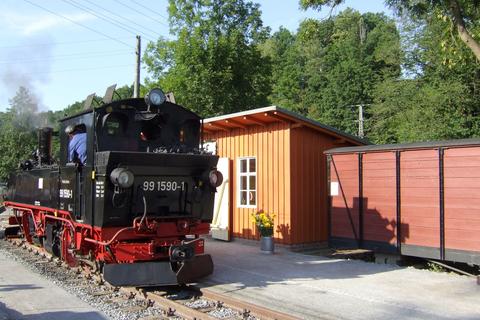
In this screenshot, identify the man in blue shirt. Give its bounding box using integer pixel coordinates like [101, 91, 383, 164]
[65, 125, 87, 165]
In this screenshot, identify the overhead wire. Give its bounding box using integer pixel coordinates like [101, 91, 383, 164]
[14, 64, 136, 75]
[115, 0, 169, 27]
[0, 51, 133, 65]
[127, 0, 169, 20]
[82, 0, 164, 38]
[0, 37, 136, 50]
[21, 0, 134, 49]
[60, 0, 156, 42]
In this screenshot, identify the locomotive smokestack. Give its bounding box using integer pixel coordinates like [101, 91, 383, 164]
[38, 127, 53, 166]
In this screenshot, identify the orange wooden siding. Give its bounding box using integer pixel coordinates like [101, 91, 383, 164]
[290, 127, 347, 243]
[207, 123, 292, 244]
[205, 107, 364, 245]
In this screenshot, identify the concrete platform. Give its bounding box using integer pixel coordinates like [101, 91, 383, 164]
[203, 238, 480, 320]
[0, 250, 108, 320]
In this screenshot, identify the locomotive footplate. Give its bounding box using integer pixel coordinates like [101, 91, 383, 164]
[103, 254, 214, 286]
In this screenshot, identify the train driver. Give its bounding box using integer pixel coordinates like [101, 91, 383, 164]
[65, 125, 87, 165]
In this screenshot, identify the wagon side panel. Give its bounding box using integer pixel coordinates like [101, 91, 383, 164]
[400, 149, 440, 259]
[362, 152, 397, 251]
[444, 147, 480, 264]
[329, 154, 360, 247]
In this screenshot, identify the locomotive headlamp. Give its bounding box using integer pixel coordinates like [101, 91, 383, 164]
[145, 88, 166, 106]
[110, 168, 134, 188]
[208, 170, 223, 188]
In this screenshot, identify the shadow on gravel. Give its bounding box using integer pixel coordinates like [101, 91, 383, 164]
[0, 302, 107, 320]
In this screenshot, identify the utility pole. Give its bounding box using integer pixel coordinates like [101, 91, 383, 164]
[347, 104, 369, 138]
[358, 104, 364, 138]
[134, 35, 141, 98]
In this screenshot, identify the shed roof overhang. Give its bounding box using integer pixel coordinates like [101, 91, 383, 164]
[203, 106, 367, 146]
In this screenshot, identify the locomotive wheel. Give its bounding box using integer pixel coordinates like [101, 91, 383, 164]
[61, 228, 78, 267]
[21, 213, 33, 243]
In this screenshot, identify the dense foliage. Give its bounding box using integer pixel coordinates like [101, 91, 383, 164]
[295, 0, 480, 142]
[143, 0, 271, 117]
[0, 87, 39, 180]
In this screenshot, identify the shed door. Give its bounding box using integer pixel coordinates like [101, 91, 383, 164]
[211, 157, 231, 241]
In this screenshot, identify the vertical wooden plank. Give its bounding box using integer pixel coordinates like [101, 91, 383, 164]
[244, 132, 251, 239]
[301, 128, 308, 243]
[272, 123, 279, 239]
[308, 130, 314, 242]
[299, 128, 306, 243]
[263, 126, 267, 215]
[255, 126, 262, 239]
[258, 126, 264, 224]
[291, 128, 297, 244]
[268, 124, 274, 218]
[313, 134, 320, 241]
[235, 129, 240, 237]
[284, 126, 291, 244]
[278, 124, 285, 241]
[248, 127, 254, 239]
[319, 138, 328, 241]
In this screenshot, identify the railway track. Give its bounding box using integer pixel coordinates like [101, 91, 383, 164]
[0, 237, 298, 320]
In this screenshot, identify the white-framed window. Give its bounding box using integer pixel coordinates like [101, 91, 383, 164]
[237, 157, 257, 208]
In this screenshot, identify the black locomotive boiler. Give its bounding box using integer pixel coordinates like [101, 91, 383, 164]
[2, 88, 222, 286]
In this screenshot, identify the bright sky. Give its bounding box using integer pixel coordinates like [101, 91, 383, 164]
[0, 0, 392, 112]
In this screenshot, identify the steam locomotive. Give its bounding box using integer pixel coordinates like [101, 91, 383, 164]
[2, 88, 222, 286]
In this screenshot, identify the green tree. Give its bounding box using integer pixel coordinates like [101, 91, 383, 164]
[297, 10, 402, 134]
[368, 79, 471, 143]
[7, 86, 40, 128]
[300, 0, 480, 62]
[386, 0, 480, 63]
[143, 0, 271, 117]
[367, 15, 480, 143]
[0, 87, 38, 181]
[260, 27, 306, 114]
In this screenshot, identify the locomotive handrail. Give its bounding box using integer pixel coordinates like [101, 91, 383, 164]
[10, 206, 39, 231]
[84, 226, 135, 246]
[83, 215, 158, 246]
[4, 201, 76, 245]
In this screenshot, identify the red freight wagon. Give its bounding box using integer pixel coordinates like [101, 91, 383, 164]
[325, 139, 480, 265]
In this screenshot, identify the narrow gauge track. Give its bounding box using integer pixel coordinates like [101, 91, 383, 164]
[0, 237, 298, 320]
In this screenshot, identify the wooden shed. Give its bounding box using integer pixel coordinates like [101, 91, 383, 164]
[203, 106, 365, 246]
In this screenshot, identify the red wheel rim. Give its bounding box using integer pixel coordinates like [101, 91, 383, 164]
[61, 228, 78, 267]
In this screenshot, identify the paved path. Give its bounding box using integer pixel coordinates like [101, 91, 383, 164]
[204, 238, 480, 320]
[0, 250, 108, 320]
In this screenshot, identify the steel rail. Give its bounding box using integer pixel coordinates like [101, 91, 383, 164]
[199, 287, 300, 320]
[5, 239, 303, 319]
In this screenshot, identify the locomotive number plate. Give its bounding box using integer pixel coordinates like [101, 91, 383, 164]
[142, 180, 187, 192]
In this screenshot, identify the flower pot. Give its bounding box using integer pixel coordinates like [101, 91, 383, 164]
[260, 236, 274, 253]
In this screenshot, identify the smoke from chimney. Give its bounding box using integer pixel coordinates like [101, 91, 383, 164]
[1, 36, 54, 128]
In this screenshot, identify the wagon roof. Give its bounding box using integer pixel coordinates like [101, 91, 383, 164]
[204, 106, 367, 145]
[325, 138, 480, 154]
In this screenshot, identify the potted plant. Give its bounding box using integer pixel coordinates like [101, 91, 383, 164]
[251, 210, 275, 253]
